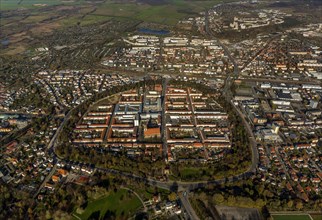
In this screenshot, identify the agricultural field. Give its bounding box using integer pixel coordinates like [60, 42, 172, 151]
[0, 0, 82, 10]
[272, 214, 314, 220]
[1, 0, 232, 55]
[1, 0, 227, 25]
[91, 0, 225, 25]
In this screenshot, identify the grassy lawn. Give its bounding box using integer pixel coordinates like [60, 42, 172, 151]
[272, 214, 313, 220]
[181, 167, 201, 177]
[179, 167, 209, 180]
[73, 189, 142, 220]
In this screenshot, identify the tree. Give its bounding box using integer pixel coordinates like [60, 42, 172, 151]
[168, 192, 177, 201]
[296, 201, 303, 210]
[255, 198, 266, 208]
[88, 211, 100, 220]
[213, 194, 224, 204]
[170, 182, 179, 192]
[287, 200, 293, 209]
[227, 196, 236, 206]
[261, 206, 270, 219]
[45, 210, 52, 220]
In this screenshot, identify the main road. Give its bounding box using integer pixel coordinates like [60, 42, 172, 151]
[179, 193, 200, 220]
[205, 9, 259, 174]
[33, 109, 74, 198]
[161, 78, 169, 159]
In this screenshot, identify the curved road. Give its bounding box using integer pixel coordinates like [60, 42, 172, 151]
[205, 9, 258, 174]
[121, 187, 147, 212]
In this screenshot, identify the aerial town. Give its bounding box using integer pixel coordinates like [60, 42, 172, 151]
[102, 35, 233, 75]
[72, 84, 231, 162]
[0, 0, 321, 219]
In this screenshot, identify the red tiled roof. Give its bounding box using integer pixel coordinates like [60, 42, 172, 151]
[144, 127, 160, 137]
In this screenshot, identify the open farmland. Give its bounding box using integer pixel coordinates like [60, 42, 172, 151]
[1, 0, 227, 25]
[1, 0, 232, 55]
[0, 0, 87, 10]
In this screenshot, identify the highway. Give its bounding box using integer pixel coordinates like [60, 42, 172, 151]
[179, 193, 200, 220]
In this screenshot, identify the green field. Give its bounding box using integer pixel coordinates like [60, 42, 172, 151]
[134, 5, 186, 25]
[179, 167, 209, 180]
[1, 0, 235, 56]
[73, 189, 142, 220]
[0, 0, 81, 10]
[81, 14, 112, 25]
[180, 167, 201, 177]
[58, 14, 112, 27]
[1, 0, 227, 25]
[170, 166, 217, 181]
[272, 214, 313, 220]
[91, 0, 221, 25]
